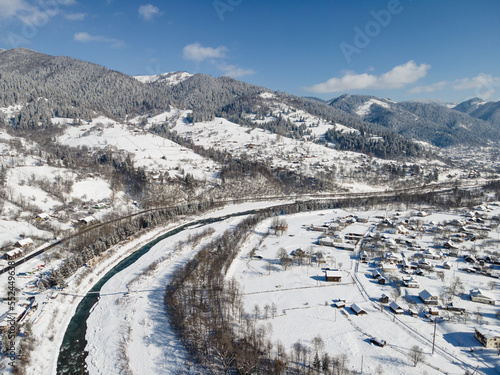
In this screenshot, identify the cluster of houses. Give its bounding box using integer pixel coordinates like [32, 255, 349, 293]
[315, 207, 500, 350]
[2, 237, 34, 260]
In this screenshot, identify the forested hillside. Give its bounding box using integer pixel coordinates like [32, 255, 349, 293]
[0, 48, 171, 126]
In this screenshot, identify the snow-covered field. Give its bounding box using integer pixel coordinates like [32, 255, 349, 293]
[58, 117, 219, 181]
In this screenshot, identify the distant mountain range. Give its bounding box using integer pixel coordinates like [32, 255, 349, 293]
[0, 48, 499, 148]
[328, 94, 500, 147]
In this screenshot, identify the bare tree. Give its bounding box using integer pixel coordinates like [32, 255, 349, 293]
[253, 304, 261, 322]
[312, 335, 324, 353]
[271, 302, 277, 319]
[408, 345, 424, 367]
[264, 304, 270, 320]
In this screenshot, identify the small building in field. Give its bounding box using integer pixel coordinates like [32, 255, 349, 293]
[380, 294, 389, 304]
[80, 216, 96, 225]
[378, 277, 387, 285]
[470, 289, 496, 305]
[428, 306, 440, 316]
[359, 251, 369, 263]
[15, 238, 33, 248]
[372, 270, 382, 279]
[419, 289, 438, 305]
[474, 326, 500, 348]
[390, 301, 404, 314]
[335, 299, 346, 308]
[408, 308, 419, 317]
[35, 213, 50, 221]
[351, 303, 367, 315]
[325, 269, 342, 282]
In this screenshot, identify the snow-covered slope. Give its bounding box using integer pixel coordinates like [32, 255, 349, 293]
[133, 71, 193, 86]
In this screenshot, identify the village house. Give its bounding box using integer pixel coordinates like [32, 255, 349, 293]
[417, 258, 434, 270]
[15, 238, 33, 248]
[402, 259, 418, 271]
[443, 240, 458, 250]
[351, 303, 367, 315]
[324, 269, 342, 282]
[380, 294, 389, 304]
[80, 216, 96, 225]
[355, 214, 370, 223]
[419, 289, 439, 305]
[380, 262, 397, 272]
[385, 251, 403, 263]
[474, 327, 500, 348]
[343, 224, 368, 241]
[428, 306, 440, 316]
[4, 248, 23, 260]
[390, 301, 404, 314]
[403, 277, 420, 288]
[469, 289, 496, 305]
[335, 299, 346, 308]
[422, 248, 442, 260]
[35, 213, 50, 221]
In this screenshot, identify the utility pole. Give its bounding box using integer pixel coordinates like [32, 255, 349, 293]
[432, 318, 437, 354]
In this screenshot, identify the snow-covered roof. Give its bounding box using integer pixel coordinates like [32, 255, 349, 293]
[351, 303, 367, 315]
[475, 326, 500, 339]
[16, 238, 33, 247]
[325, 269, 342, 278]
[390, 301, 403, 311]
[470, 289, 495, 301]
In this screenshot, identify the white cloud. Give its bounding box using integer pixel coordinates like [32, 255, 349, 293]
[138, 4, 162, 21]
[74, 32, 125, 49]
[0, 0, 76, 24]
[0, 0, 32, 19]
[64, 12, 86, 21]
[406, 73, 500, 100]
[306, 61, 430, 93]
[217, 63, 254, 78]
[183, 42, 227, 62]
[453, 73, 500, 90]
[182, 42, 254, 79]
[407, 81, 449, 94]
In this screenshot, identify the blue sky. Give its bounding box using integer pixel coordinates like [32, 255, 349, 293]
[1, 0, 500, 103]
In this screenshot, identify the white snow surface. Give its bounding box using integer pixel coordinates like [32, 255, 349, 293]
[58, 117, 218, 181]
[133, 71, 192, 85]
[356, 99, 390, 116]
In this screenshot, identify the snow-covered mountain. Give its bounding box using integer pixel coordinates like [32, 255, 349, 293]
[454, 97, 500, 126]
[453, 97, 488, 114]
[0, 47, 499, 149]
[134, 71, 193, 86]
[328, 94, 500, 147]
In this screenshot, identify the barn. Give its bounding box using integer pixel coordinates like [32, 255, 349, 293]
[325, 269, 342, 282]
